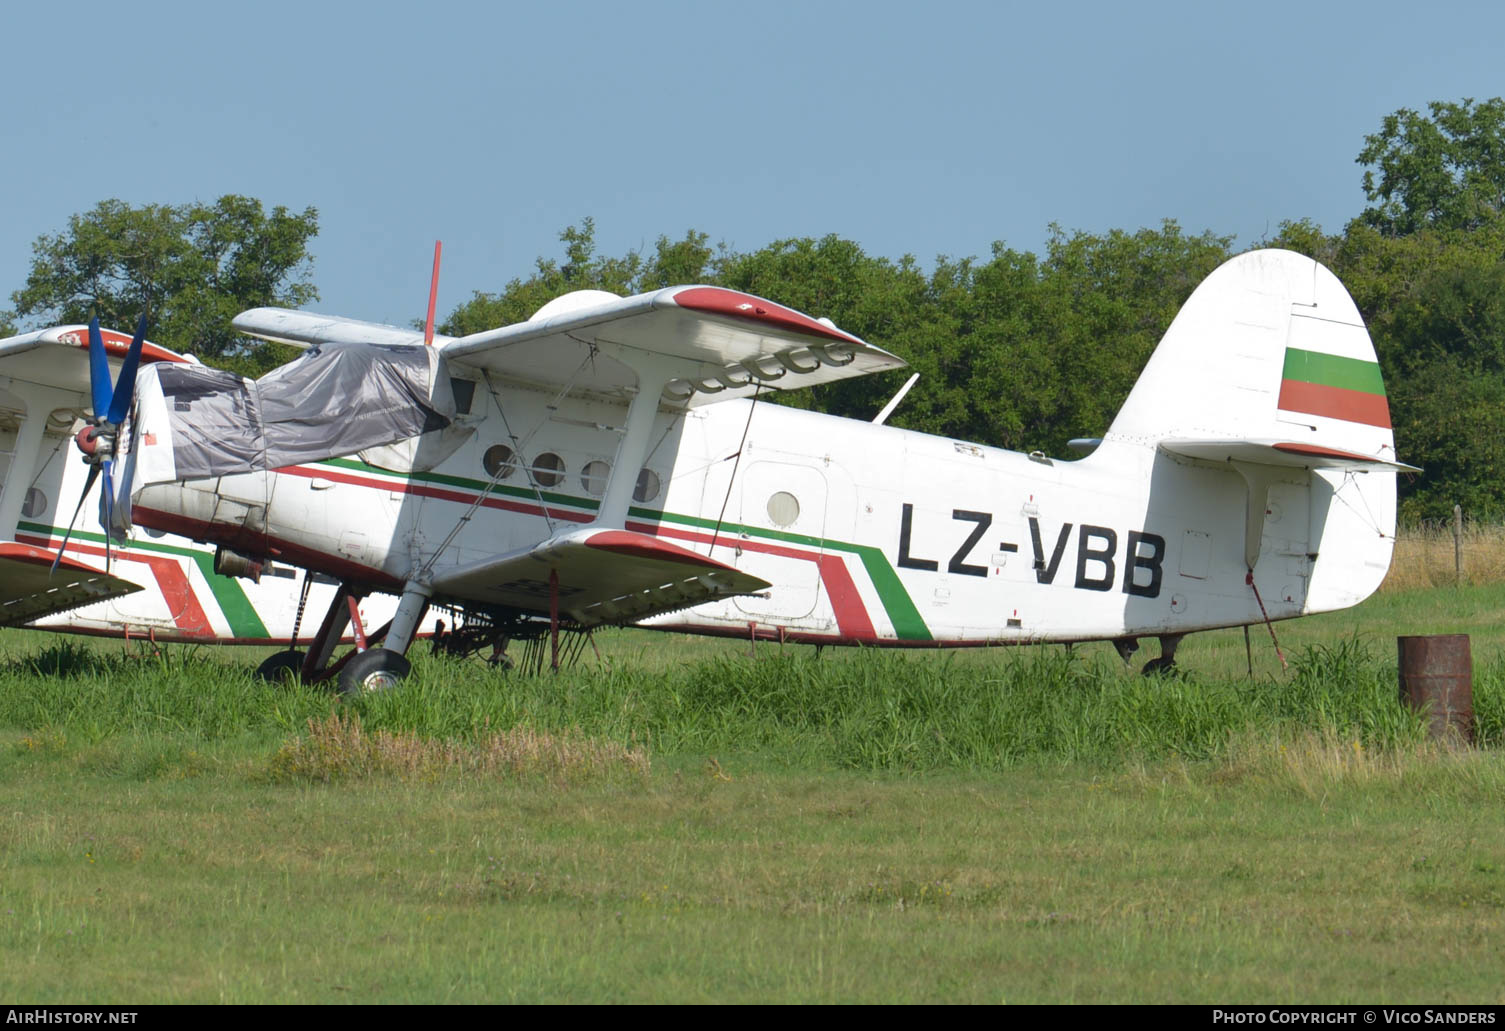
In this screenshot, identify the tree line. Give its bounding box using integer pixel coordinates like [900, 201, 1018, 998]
[6, 98, 1504, 523]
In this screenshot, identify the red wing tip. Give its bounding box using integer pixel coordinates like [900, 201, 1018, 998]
[669, 287, 864, 346]
[58, 327, 185, 365]
[0, 541, 108, 575]
[1273, 442, 1384, 463]
[584, 530, 737, 571]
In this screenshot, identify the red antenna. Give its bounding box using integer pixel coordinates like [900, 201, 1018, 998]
[423, 240, 443, 345]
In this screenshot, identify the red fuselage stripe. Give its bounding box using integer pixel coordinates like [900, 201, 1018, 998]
[133, 465, 874, 639]
[16, 532, 213, 637]
[273, 465, 595, 524]
[626, 519, 876, 641]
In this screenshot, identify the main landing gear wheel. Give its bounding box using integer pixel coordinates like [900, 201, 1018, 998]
[255, 650, 305, 684]
[1141, 633, 1185, 677]
[338, 648, 412, 696]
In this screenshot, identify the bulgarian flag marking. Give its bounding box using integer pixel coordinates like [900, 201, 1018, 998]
[1277, 347, 1391, 429]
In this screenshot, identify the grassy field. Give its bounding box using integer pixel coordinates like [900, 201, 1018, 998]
[1, 581, 1504, 1002]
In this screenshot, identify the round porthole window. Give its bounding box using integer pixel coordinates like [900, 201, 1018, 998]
[581, 460, 611, 497]
[633, 468, 661, 504]
[21, 487, 46, 519]
[766, 491, 800, 528]
[482, 444, 517, 480]
[532, 452, 565, 487]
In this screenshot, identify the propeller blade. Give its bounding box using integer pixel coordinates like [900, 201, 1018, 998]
[100, 460, 115, 571]
[106, 314, 148, 425]
[51, 463, 101, 574]
[86, 318, 113, 419]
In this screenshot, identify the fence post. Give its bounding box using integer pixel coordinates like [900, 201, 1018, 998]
[1453, 504, 1463, 585]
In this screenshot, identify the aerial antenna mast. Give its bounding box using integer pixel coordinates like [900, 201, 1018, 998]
[424, 240, 443, 345]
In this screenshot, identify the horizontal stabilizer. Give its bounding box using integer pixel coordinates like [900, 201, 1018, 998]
[0, 542, 143, 626]
[430, 528, 770, 626]
[1159, 438, 1419, 473]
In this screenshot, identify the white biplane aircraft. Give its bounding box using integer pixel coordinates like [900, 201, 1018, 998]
[0, 249, 1414, 691]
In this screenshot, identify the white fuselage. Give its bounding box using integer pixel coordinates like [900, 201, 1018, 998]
[130, 378, 1392, 647]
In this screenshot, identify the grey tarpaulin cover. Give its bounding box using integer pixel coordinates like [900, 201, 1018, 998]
[129, 343, 458, 484]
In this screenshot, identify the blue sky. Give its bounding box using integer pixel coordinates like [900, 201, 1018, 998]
[4, 0, 1502, 329]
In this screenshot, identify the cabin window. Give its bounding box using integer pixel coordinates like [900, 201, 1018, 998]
[449, 377, 476, 415]
[482, 444, 517, 480]
[766, 491, 800, 528]
[633, 468, 661, 504]
[531, 452, 565, 487]
[21, 487, 45, 519]
[581, 460, 611, 497]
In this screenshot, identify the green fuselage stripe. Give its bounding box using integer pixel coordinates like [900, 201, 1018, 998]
[318, 458, 933, 641]
[19, 520, 269, 639]
[320, 457, 600, 511]
[1282, 348, 1386, 396]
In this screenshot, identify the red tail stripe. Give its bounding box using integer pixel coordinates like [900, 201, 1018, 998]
[1277, 380, 1391, 429]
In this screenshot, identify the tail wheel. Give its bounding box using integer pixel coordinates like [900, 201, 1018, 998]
[255, 649, 305, 684]
[338, 648, 412, 696]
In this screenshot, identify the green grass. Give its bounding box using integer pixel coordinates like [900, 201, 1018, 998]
[1, 583, 1503, 1001]
[3, 745, 1503, 1003]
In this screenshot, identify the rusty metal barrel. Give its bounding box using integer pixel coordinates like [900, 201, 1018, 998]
[1397, 635, 1474, 746]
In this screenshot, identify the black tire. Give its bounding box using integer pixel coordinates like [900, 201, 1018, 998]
[1141, 655, 1177, 676]
[255, 650, 305, 684]
[337, 648, 412, 696]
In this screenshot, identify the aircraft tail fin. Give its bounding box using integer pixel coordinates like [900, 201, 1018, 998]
[1106, 249, 1399, 461]
[1102, 248, 1406, 611]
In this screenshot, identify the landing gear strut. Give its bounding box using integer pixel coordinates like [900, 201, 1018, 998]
[255, 579, 432, 695]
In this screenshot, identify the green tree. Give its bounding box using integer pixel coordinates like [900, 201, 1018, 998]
[10, 196, 318, 373]
[1356, 97, 1505, 235]
[638, 230, 721, 291]
[714, 233, 930, 422]
[440, 217, 647, 336]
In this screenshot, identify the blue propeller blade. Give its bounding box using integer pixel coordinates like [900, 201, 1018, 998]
[99, 460, 115, 571]
[106, 314, 148, 425]
[86, 318, 113, 420]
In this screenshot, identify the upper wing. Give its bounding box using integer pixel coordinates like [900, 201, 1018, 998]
[0, 543, 143, 626]
[0, 325, 186, 398]
[430, 527, 769, 626]
[232, 309, 433, 350]
[234, 286, 907, 407]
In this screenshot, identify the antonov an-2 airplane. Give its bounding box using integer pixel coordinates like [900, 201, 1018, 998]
[0, 248, 1413, 692]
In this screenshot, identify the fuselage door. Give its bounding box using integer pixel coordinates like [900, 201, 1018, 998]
[733, 461, 828, 621]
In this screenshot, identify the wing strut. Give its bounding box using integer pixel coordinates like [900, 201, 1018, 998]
[593, 352, 682, 528]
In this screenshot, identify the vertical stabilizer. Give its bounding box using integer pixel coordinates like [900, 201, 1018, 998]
[1103, 249, 1402, 611]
